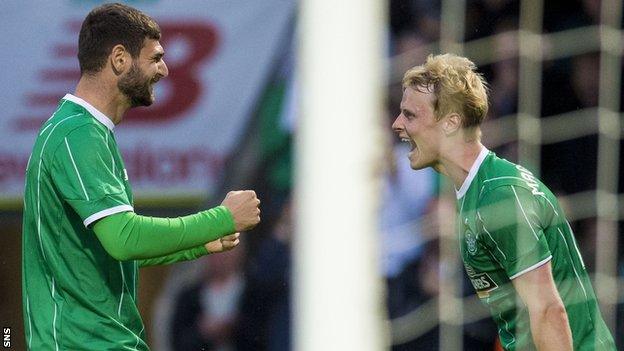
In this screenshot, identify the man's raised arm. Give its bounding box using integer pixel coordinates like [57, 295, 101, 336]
[93, 190, 260, 261]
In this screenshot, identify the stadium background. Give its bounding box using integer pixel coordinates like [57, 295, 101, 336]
[0, 0, 622, 350]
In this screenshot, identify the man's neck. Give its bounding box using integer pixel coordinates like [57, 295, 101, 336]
[437, 141, 484, 190]
[74, 75, 129, 125]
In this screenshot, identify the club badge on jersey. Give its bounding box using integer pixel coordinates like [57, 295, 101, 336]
[465, 218, 478, 255]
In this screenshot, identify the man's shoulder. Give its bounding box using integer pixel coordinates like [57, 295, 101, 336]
[478, 155, 546, 201]
[37, 109, 107, 161]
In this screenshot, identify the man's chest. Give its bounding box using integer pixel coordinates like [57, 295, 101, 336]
[458, 199, 507, 299]
[457, 197, 485, 263]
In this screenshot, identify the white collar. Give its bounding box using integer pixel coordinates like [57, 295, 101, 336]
[455, 147, 490, 199]
[62, 94, 115, 131]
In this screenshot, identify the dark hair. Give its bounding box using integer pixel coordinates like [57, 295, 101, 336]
[78, 3, 161, 75]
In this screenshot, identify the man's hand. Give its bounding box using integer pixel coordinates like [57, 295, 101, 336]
[221, 190, 261, 231]
[205, 233, 240, 254]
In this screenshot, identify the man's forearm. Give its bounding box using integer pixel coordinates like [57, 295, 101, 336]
[138, 245, 208, 267]
[93, 206, 235, 261]
[530, 304, 573, 351]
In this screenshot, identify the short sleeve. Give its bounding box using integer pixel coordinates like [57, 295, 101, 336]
[50, 125, 133, 227]
[477, 185, 552, 279]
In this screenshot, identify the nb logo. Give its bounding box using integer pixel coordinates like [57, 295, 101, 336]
[125, 22, 219, 124]
[14, 21, 220, 131]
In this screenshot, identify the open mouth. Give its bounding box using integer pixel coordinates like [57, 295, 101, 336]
[401, 137, 416, 151]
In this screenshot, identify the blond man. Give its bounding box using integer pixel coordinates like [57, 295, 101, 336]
[392, 53, 615, 350]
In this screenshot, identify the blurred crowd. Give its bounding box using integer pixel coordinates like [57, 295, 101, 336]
[165, 0, 624, 350]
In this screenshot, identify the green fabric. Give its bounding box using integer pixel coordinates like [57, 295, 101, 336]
[93, 208, 233, 262]
[457, 149, 616, 351]
[138, 245, 208, 267]
[21, 94, 234, 351]
[258, 80, 292, 192]
[477, 186, 552, 279]
[22, 95, 147, 350]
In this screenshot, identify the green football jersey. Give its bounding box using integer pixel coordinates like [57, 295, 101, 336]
[22, 94, 147, 350]
[456, 148, 616, 351]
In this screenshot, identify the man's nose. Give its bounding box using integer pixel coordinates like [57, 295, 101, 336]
[391, 115, 402, 132]
[159, 60, 169, 78]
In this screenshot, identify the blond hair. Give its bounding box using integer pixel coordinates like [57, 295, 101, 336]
[403, 54, 489, 129]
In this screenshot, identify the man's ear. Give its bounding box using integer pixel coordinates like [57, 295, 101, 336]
[442, 113, 462, 136]
[110, 44, 129, 75]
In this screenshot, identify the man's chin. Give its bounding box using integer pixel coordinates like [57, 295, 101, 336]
[409, 159, 422, 170]
[130, 95, 154, 108]
[409, 157, 428, 170]
[145, 90, 157, 106]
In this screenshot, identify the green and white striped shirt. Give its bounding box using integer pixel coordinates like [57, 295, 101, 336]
[456, 148, 616, 351]
[22, 94, 147, 350]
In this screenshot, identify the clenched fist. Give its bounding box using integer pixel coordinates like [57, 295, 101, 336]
[221, 190, 261, 231]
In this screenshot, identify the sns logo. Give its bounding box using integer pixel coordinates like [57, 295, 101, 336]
[516, 165, 544, 196]
[3, 327, 10, 348]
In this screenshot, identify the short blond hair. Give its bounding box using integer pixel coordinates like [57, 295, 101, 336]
[403, 54, 489, 128]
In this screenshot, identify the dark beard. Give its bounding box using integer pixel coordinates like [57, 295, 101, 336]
[118, 63, 154, 107]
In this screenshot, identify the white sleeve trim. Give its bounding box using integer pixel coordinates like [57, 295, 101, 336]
[509, 255, 552, 280]
[84, 205, 134, 227]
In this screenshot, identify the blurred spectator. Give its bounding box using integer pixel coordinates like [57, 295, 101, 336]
[391, 238, 441, 350]
[237, 198, 292, 351]
[465, 0, 518, 41]
[544, 0, 599, 32]
[380, 140, 437, 319]
[380, 140, 437, 277]
[171, 245, 246, 351]
[489, 56, 517, 117]
[390, 236, 498, 350]
[393, 31, 431, 73]
[489, 20, 520, 119]
[541, 53, 599, 195]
